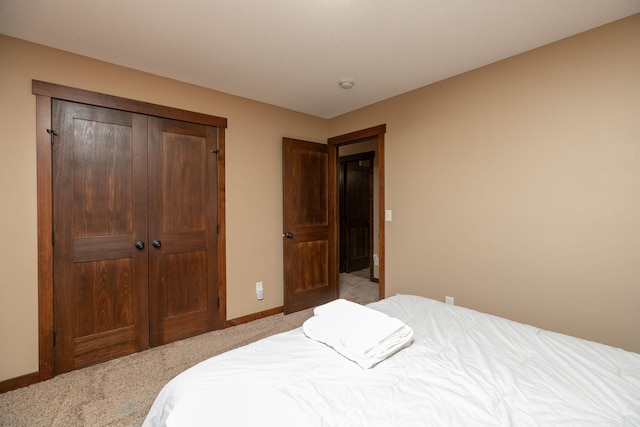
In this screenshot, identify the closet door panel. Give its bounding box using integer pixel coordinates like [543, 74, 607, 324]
[52, 100, 149, 373]
[148, 117, 219, 346]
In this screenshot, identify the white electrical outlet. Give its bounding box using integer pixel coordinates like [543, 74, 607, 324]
[445, 296, 454, 305]
[373, 253, 379, 266]
[256, 282, 264, 300]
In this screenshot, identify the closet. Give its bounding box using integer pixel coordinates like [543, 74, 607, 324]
[34, 81, 227, 375]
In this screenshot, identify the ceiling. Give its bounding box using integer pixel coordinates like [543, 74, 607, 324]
[1, 1, 639, 118]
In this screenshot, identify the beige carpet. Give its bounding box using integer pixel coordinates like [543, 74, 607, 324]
[0, 271, 378, 427]
[339, 269, 379, 305]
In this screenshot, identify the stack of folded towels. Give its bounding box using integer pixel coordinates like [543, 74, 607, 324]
[302, 299, 414, 368]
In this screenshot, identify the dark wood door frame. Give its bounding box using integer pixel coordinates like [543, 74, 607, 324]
[328, 124, 386, 300]
[0, 81, 228, 392]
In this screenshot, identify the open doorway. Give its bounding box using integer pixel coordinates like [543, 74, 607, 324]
[282, 125, 385, 314]
[329, 125, 386, 306]
[338, 143, 378, 305]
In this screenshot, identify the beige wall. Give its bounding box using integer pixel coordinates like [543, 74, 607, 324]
[330, 14, 640, 353]
[0, 36, 328, 381]
[1, 13, 639, 382]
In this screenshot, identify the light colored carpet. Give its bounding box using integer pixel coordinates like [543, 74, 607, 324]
[339, 269, 379, 305]
[0, 271, 378, 427]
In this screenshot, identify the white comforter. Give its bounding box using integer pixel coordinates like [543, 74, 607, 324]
[143, 295, 640, 426]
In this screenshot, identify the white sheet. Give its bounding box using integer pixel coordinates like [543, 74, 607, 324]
[143, 295, 640, 426]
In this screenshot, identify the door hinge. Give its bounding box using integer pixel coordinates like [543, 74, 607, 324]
[46, 129, 58, 145]
[217, 297, 220, 308]
[53, 331, 56, 346]
[210, 149, 220, 160]
[51, 231, 55, 246]
[216, 224, 220, 235]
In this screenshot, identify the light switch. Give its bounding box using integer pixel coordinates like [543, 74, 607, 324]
[385, 210, 392, 222]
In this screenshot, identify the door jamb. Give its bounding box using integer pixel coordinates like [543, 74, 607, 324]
[328, 124, 386, 300]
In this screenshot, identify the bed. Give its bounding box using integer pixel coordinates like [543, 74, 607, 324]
[143, 294, 640, 426]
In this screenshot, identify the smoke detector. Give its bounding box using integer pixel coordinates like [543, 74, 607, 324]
[339, 79, 354, 89]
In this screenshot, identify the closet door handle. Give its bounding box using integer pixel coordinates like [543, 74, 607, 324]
[135, 240, 145, 250]
[152, 240, 162, 248]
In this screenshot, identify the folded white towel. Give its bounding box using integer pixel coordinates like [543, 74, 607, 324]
[303, 299, 413, 368]
[313, 298, 375, 318]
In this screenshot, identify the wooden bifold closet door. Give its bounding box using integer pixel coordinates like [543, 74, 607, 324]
[147, 116, 219, 347]
[52, 100, 220, 373]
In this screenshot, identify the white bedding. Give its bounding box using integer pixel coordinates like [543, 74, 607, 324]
[143, 294, 640, 426]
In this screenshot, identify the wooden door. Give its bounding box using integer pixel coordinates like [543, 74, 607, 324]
[148, 117, 220, 346]
[52, 100, 149, 373]
[282, 138, 337, 314]
[340, 153, 373, 272]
